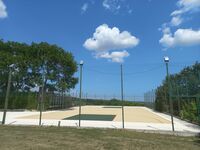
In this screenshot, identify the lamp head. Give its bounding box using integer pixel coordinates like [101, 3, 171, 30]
[80, 60, 84, 65]
[164, 56, 169, 63]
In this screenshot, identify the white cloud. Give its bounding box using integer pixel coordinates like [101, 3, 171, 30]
[83, 24, 139, 51]
[159, 28, 200, 47]
[159, 0, 200, 47]
[84, 24, 138, 63]
[81, 3, 88, 13]
[102, 0, 132, 14]
[161, 26, 171, 34]
[0, 0, 7, 18]
[170, 16, 183, 26]
[103, 0, 111, 9]
[96, 50, 129, 63]
[103, 0, 121, 12]
[171, 0, 200, 16]
[160, 0, 200, 30]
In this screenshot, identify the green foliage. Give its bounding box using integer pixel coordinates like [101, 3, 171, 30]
[155, 62, 200, 124]
[72, 98, 145, 106]
[0, 40, 78, 110]
[155, 86, 168, 112]
[0, 92, 37, 110]
[180, 101, 198, 123]
[0, 40, 78, 93]
[26, 93, 38, 110]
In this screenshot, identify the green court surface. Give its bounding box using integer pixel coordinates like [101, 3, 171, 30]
[102, 106, 122, 108]
[63, 114, 116, 121]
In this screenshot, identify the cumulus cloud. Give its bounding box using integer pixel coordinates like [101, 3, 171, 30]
[169, 0, 200, 26]
[170, 16, 183, 26]
[159, 0, 200, 47]
[159, 28, 200, 47]
[0, 0, 7, 18]
[160, 0, 200, 29]
[96, 50, 129, 63]
[162, 27, 171, 34]
[81, 3, 88, 13]
[171, 0, 200, 16]
[83, 24, 139, 51]
[83, 24, 139, 63]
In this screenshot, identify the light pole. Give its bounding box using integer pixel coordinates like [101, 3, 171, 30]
[2, 66, 12, 125]
[164, 56, 175, 131]
[120, 64, 125, 129]
[79, 60, 84, 127]
[39, 64, 45, 126]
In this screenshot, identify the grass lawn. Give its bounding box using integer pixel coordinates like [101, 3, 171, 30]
[0, 126, 199, 150]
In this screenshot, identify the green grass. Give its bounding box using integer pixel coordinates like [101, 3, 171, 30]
[0, 125, 199, 150]
[63, 114, 116, 121]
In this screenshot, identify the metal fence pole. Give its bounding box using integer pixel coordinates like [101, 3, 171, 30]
[39, 66, 45, 126]
[2, 69, 12, 125]
[120, 64, 125, 129]
[165, 59, 175, 131]
[79, 61, 83, 127]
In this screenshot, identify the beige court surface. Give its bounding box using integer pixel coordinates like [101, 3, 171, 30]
[18, 106, 170, 123]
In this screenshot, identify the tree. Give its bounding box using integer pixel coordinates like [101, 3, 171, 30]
[0, 40, 30, 92]
[0, 40, 78, 93]
[154, 62, 200, 123]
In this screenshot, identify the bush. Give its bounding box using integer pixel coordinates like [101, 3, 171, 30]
[180, 100, 198, 123]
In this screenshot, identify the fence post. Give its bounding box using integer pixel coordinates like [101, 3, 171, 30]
[120, 64, 125, 129]
[2, 69, 12, 125]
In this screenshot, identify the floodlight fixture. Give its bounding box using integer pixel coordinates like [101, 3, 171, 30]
[164, 56, 169, 63]
[80, 60, 84, 65]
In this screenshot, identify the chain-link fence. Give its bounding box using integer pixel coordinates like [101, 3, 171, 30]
[153, 67, 200, 125]
[1, 70, 199, 126]
[144, 90, 156, 109]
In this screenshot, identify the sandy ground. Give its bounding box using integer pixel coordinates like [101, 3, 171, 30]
[18, 106, 170, 123]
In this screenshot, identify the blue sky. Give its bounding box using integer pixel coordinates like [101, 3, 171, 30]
[0, 0, 200, 100]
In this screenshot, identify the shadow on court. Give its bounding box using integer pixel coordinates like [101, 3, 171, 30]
[63, 114, 116, 121]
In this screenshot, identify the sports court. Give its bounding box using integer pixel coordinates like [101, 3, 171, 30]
[1, 105, 200, 133]
[18, 106, 170, 123]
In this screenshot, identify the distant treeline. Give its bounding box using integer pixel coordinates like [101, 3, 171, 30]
[73, 98, 145, 106]
[155, 62, 200, 124]
[0, 92, 145, 110]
